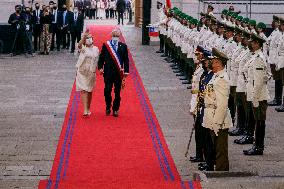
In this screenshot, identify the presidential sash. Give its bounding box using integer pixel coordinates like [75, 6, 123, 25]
[105, 40, 124, 80]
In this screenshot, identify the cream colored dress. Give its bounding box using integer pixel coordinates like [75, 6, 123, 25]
[76, 46, 99, 92]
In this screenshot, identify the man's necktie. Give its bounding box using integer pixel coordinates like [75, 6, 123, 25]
[63, 12, 66, 25]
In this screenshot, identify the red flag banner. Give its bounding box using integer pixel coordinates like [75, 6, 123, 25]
[166, 0, 172, 8]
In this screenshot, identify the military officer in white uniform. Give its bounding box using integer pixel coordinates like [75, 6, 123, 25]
[154, 2, 167, 54]
[202, 48, 233, 171]
[222, 25, 238, 125]
[267, 16, 283, 107]
[244, 34, 271, 155]
[275, 17, 284, 112]
[230, 30, 252, 138]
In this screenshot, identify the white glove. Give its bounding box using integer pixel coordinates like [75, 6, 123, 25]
[275, 64, 280, 71]
[253, 100, 259, 108]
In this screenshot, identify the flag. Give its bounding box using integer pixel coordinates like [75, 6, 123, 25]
[166, 0, 171, 8]
[148, 26, 159, 37]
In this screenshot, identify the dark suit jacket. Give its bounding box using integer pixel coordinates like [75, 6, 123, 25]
[8, 13, 25, 31]
[58, 11, 72, 28]
[116, 0, 126, 13]
[32, 9, 42, 25]
[75, 1, 84, 10]
[98, 41, 129, 79]
[69, 12, 84, 33]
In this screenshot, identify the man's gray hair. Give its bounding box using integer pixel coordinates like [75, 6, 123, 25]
[111, 29, 121, 37]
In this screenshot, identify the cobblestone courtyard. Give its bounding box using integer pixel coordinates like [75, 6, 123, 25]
[0, 19, 284, 188]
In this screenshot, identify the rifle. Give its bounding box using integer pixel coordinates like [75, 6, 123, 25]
[185, 124, 195, 158]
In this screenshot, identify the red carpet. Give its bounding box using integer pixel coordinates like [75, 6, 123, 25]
[38, 25, 202, 189]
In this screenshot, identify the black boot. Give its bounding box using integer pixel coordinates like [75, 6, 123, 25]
[258, 120, 266, 150]
[268, 80, 283, 106]
[243, 145, 263, 155]
[229, 105, 245, 136]
[243, 121, 265, 155]
[234, 135, 254, 144]
[275, 97, 284, 112]
[229, 128, 244, 136]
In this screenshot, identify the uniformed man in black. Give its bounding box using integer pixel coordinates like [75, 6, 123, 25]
[32, 3, 42, 51]
[191, 49, 214, 164]
[8, 5, 26, 55]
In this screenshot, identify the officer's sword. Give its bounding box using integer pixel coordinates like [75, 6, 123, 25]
[185, 125, 195, 158]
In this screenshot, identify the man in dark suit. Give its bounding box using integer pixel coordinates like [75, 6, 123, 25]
[8, 5, 26, 55]
[32, 3, 42, 51]
[58, 4, 72, 49]
[116, 0, 126, 25]
[50, 3, 61, 51]
[98, 29, 129, 117]
[69, 7, 84, 53]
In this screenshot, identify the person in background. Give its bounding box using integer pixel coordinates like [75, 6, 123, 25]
[70, 6, 84, 53]
[50, 2, 61, 51]
[114, 0, 117, 19]
[105, 0, 110, 19]
[40, 6, 52, 55]
[76, 30, 100, 116]
[90, 0, 97, 19]
[116, 0, 126, 25]
[207, 4, 214, 17]
[8, 5, 25, 55]
[97, 0, 105, 19]
[75, 0, 84, 13]
[109, 0, 115, 19]
[84, 0, 91, 18]
[23, 6, 34, 56]
[32, 3, 42, 51]
[275, 17, 284, 112]
[59, 4, 71, 49]
[267, 16, 282, 107]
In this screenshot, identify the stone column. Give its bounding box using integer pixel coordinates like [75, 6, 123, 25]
[135, 0, 143, 27]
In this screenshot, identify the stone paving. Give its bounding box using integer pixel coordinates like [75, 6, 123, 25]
[0, 19, 284, 189]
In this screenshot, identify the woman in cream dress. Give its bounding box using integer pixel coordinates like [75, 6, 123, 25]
[76, 30, 100, 116]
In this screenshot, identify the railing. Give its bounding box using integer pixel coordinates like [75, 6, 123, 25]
[198, 0, 284, 23]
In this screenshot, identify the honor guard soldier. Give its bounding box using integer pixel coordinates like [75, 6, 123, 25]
[222, 24, 238, 125]
[214, 21, 226, 50]
[165, 8, 176, 62]
[225, 11, 233, 26]
[256, 22, 268, 60]
[191, 49, 214, 164]
[154, 2, 167, 54]
[163, 8, 174, 60]
[248, 19, 257, 34]
[267, 16, 283, 107]
[207, 4, 214, 17]
[204, 17, 218, 50]
[221, 9, 228, 24]
[275, 16, 284, 112]
[229, 12, 238, 27]
[243, 34, 271, 155]
[235, 15, 244, 29]
[231, 30, 252, 137]
[241, 17, 250, 32]
[202, 48, 233, 171]
[190, 46, 205, 116]
[227, 27, 243, 129]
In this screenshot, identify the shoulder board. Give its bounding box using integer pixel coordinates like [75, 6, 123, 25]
[256, 68, 264, 70]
